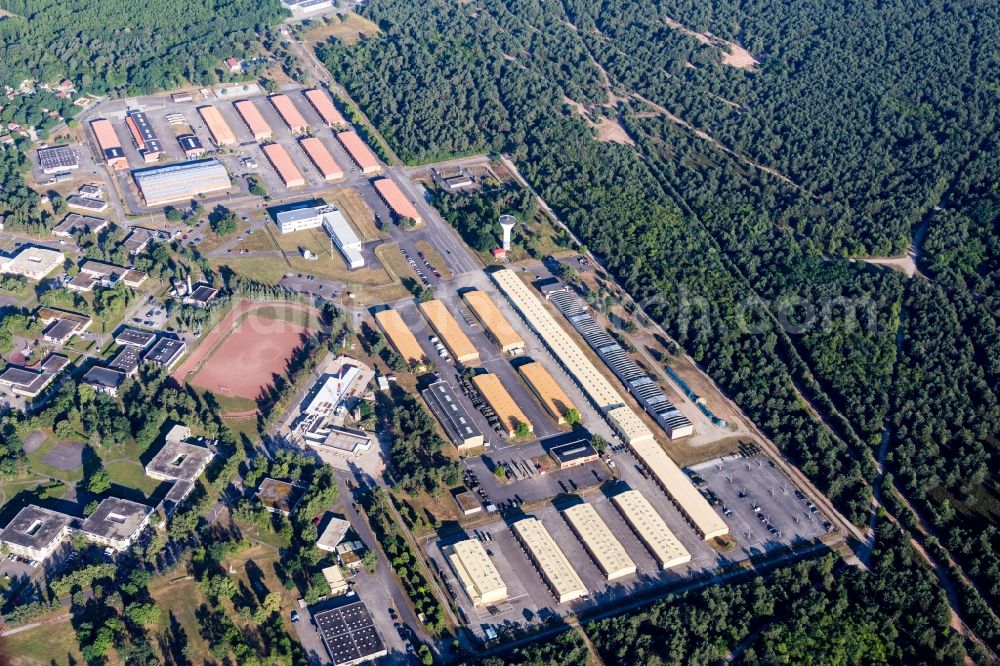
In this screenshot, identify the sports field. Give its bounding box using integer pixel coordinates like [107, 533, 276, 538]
[173, 302, 322, 412]
[189, 314, 309, 400]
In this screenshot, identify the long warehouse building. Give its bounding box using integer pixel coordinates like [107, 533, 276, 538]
[261, 143, 305, 188]
[373, 178, 422, 225]
[491, 268, 728, 541]
[319, 205, 364, 270]
[373, 309, 425, 367]
[418, 300, 479, 364]
[471, 373, 532, 438]
[125, 109, 162, 162]
[512, 518, 588, 603]
[443, 539, 508, 606]
[197, 105, 237, 146]
[133, 159, 231, 206]
[233, 100, 273, 141]
[462, 290, 524, 354]
[517, 361, 578, 425]
[421, 380, 484, 450]
[490, 269, 624, 412]
[90, 119, 127, 169]
[562, 503, 636, 580]
[630, 439, 729, 540]
[269, 94, 309, 133]
[304, 88, 348, 128]
[336, 130, 381, 174]
[299, 137, 344, 181]
[612, 490, 691, 569]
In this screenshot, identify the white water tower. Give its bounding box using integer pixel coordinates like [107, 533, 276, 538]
[499, 214, 516, 251]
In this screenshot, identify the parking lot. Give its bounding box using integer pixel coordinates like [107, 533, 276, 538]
[426, 444, 836, 641]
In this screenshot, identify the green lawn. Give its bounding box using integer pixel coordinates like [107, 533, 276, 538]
[149, 577, 215, 664]
[2, 615, 81, 666]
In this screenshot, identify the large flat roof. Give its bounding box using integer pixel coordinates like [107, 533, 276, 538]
[490, 269, 624, 412]
[512, 517, 588, 603]
[562, 503, 636, 580]
[372, 309, 424, 365]
[1, 246, 64, 280]
[612, 489, 692, 568]
[444, 538, 508, 606]
[313, 595, 387, 666]
[421, 380, 483, 448]
[145, 439, 214, 481]
[115, 327, 156, 348]
[518, 361, 578, 424]
[37, 145, 78, 172]
[462, 290, 524, 352]
[144, 337, 185, 368]
[472, 373, 532, 437]
[81, 365, 127, 391]
[0, 505, 73, 551]
[80, 497, 152, 543]
[256, 478, 304, 514]
[630, 440, 729, 540]
[132, 159, 230, 206]
[418, 299, 479, 363]
[110, 345, 142, 374]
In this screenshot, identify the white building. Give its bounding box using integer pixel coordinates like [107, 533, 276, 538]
[0, 246, 64, 281]
[275, 205, 364, 269]
[275, 207, 323, 234]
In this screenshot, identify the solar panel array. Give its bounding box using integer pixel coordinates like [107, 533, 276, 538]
[314, 598, 386, 665]
[548, 290, 693, 437]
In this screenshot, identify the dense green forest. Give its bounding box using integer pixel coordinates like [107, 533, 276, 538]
[587, 526, 974, 664]
[0, 0, 287, 93]
[318, 0, 1000, 653]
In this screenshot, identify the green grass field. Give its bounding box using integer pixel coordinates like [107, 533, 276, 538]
[1, 616, 82, 666]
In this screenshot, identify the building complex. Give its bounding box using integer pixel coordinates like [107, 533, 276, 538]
[490, 269, 728, 540]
